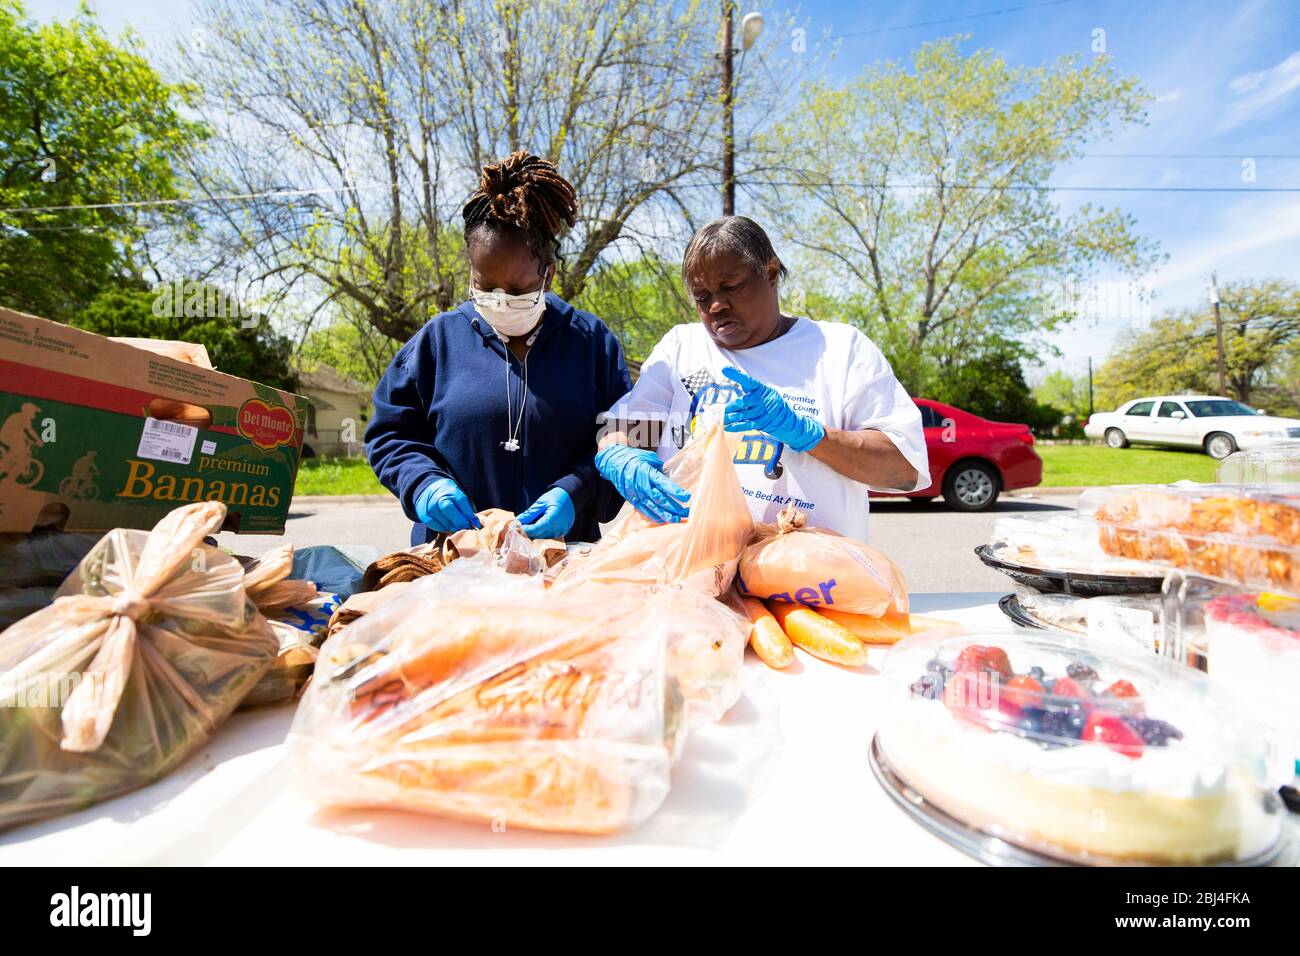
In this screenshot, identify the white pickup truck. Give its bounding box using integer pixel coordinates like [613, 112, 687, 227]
[1083, 395, 1300, 460]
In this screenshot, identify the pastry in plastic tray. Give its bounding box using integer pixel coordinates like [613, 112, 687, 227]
[1011, 585, 1162, 642]
[877, 629, 1288, 864]
[986, 513, 1165, 576]
[1082, 484, 1300, 594]
[1204, 592, 1300, 767]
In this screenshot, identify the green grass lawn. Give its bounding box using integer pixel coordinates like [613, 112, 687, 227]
[293, 457, 390, 496]
[1037, 443, 1220, 487]
[291, 444, 1220, 497]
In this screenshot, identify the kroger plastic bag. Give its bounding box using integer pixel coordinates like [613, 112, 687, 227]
[0, 502, 278, 830]
[554, 422, 753, 596]
[737, 506, 908, 616]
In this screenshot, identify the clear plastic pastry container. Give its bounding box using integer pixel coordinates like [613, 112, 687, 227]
[1012, 585, 1168, 654]
[1217, 442, 1300, 485]
[875, 628, 1291, 865]
[1080, 484, 1300, 597]
[1202, 592, 1300, 773]
[986, 513, 1167, 577]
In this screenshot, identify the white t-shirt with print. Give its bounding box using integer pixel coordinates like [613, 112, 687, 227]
[603, 317, 929, 543]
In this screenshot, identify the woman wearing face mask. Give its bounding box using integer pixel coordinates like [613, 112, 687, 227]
[596, 215, 927, 543]
[366, 151, 632, 545]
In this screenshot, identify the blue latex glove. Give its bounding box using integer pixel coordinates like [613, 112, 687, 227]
[414, 477, 482, 533]
[721, 366, 826, 452]
[517, 487, 575, 540]
[595, 445, 691, 524]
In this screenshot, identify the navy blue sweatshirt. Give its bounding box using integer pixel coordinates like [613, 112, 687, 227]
[366, 294, 633, 546]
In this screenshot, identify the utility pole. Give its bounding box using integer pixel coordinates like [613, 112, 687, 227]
[720, 0, 735, 216]
[1209, 271, 1226, 396]
[1087, 357, 1094, 417]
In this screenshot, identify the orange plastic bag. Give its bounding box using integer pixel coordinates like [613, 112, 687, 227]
[737, 507, 908, 616]
[554, 422, 753, 596]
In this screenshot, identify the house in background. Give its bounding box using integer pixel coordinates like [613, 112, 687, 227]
[295, 364, 370, 458]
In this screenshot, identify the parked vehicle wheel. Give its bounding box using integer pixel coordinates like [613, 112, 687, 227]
[1104, 428, 1129, 449]
[1204, 432, 1237, 460]
[943, 461, 999, 512]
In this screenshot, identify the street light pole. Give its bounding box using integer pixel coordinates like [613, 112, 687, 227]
[721, 0, 735, 216]
[719, 7, 763, 216]
[1210, 271, 1226, 396]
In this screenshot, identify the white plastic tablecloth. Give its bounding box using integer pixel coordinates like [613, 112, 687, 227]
[0, 593, 1121, 865]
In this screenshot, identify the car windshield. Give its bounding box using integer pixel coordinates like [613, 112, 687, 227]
[1185, 400, 1258, 418]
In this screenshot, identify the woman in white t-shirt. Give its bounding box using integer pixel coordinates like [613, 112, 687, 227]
[594, 216, 928, 543]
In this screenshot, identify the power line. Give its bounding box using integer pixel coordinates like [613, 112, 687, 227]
[745, 181, 1300, 194]
[1080, 153, 1300, 160]
[10, 180, 1300, 218]
[834, 0, 1081, 39]
[0, 182, 392, 215]
[5, 175, 1299, 224]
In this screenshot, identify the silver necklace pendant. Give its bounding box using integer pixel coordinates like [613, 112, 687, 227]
[501, 439, 521, 452]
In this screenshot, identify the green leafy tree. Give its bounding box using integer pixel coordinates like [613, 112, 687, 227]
[185, 0, 743, 342]
[1034, 370, 1091, 419]
[0, 1, 206, 319]
[573, 255, 696, 364]
[298, 311, 401, 392]
[754, 36, 1161, 396]
[70, 285, 299, 392]
[1095, 278, 1300, 416]
[923, 337, 1063, 435]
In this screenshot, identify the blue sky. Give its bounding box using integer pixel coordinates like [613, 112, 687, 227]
[36, 0, 1300, 383]
[787, 0, 1300, 380]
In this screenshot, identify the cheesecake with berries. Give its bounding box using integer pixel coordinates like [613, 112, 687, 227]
[880, 640, 1279, 864]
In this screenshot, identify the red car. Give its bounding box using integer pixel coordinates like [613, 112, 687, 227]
[869, 398, 1043, 511]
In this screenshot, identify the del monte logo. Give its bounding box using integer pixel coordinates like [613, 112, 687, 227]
[237, 398, 296, 450]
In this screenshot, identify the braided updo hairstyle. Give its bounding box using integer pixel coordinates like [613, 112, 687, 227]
[462, 150, 578, 277]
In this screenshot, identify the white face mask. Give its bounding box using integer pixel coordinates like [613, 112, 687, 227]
[471, 283, 547, 339]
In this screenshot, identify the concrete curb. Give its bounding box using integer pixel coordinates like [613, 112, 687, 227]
[291, 494, 396, 506]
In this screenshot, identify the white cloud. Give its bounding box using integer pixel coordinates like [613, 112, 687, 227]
[1146, 196, 1300, 297]
[1219, 49, 1300, 130]
[1153, 89, 1184, 103]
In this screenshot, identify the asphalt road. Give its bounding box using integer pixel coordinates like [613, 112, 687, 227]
[217, 491, 1079, 594]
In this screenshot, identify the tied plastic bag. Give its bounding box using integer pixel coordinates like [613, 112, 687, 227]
[738, 506, 908, 616]
[290, 572, 693, 834]
[554, 422, 754, 596]
[0, 502, 278, 830]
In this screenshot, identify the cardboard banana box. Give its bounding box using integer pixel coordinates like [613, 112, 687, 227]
[0, 307, 307, 534]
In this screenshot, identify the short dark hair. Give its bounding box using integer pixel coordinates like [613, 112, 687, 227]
[681, 216, 788, 288]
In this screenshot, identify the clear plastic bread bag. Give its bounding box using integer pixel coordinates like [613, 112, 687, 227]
[0, 502, 278, 830]
[737, 506, 908, 616]
[288, 562, 747, 834]
[554, 421, 753, 596]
